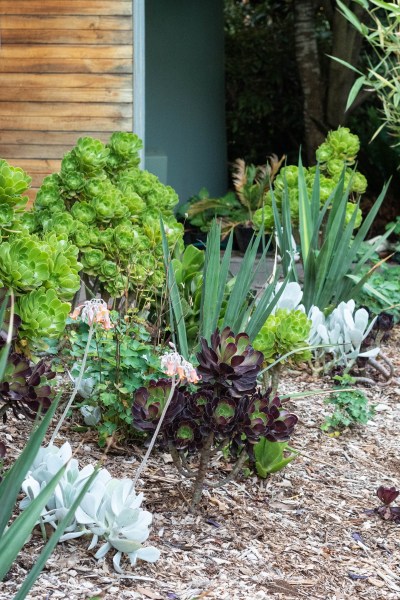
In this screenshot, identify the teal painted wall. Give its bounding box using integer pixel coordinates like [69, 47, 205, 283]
[145, 0, 227, 203]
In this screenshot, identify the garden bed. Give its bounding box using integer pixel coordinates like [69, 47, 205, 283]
[1, 329, 399, 600]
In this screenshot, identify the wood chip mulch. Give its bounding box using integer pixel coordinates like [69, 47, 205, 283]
[1, 328, 400, 600]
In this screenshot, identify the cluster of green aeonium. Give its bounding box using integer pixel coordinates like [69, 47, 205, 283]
[29, 133, 184, 298]
[253, 309, 312, 365]
[0, 290, 56, 420]
[0, 159, 81, 351]
[132, 327, 298, 459]
[253, 127, 366, 232]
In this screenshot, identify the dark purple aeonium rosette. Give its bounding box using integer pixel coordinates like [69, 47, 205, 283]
[132, 378, 185, 433]
[196, 327, 263, 398]
[0, 355, 55, 420]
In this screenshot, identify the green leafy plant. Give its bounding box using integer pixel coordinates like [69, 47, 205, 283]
[253, 128, 365, 234]
[163, 218, 289, 357]
[321, 375, 375, 432]
[67, 311, 163, 446]
[273, 150, 392, 312]
[253, 438, 298, 478]
[30, 133, 183, 304]
[176, 155, 283, 238]
[176, 188, 247, 237]
[355, 264, 400, 322]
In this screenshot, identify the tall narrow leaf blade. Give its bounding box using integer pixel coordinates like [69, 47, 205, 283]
[200, 220, 222, 341]
[297, 156, 313, 263]
[0, 463, 69, 581]
[160, 217, 188, 358]
[245, 271, 289, 341]
[222, 228, 263, 331]
[13, 467, 100, 600]
[0, 395, 61, 537]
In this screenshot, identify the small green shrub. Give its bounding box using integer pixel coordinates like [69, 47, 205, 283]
[321, 375, 375, 432]
[66, 312, 163, 445]
[356, 264, 400, 323]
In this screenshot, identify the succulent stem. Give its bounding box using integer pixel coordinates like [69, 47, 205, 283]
[205, 449, 248, 488]
[190, 432, 214, 510]
[270, 363, 281, 396]
[168, 443, 195, 479]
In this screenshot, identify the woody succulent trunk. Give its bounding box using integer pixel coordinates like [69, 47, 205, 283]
[132, 327, 297, 509]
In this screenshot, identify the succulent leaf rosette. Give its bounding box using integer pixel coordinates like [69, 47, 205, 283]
[132, 379, 185, 433]
[20, 442, 160, 573]
[0, 159, 31, 206]
[197, 327, 264, 397]
[0, 353, 55, 419]
[254, 309, 311, 365]
[31, 132, 184, 300]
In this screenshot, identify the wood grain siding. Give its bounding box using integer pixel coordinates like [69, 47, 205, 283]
[0, 1, 133, 202]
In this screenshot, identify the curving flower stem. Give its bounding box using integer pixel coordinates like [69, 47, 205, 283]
[133, 376, 177, 488]
[49, 324, 95, 446]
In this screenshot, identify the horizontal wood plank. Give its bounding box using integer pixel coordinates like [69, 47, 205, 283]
[1, 1, 132, 16]
[0, 58, 132, 74]
[0, 102, 131, 118]
[8, 159, 61, 173]
[1, 145, 76, 159]
[0, 117, 133, 131]
[0, 131, 116, 145]
[0, 16, 132, 30]
[0, 45, 133, 59]
[0, 73, 132, 88]
[0, 88, 132, 103]
[1, 29, 132, 45]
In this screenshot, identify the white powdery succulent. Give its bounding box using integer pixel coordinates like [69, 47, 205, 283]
[20, 443, 160, 573]
[273, 281, 304, 313]
[21, 442, 96, 533]
[74, 477, 160, 573]
[308, 300, 379, 366]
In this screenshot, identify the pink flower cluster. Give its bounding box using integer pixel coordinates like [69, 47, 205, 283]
[160, 350, 199, 384]
[70, 299, 113, 330]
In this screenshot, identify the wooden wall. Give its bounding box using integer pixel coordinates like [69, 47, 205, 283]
[0, 1, 133, 202]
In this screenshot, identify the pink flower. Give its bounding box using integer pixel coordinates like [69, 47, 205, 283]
[160, 350, 199, 384]
[70, 299, 113, 330]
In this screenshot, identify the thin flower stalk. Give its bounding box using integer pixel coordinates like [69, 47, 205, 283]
[49, 300, 112, 445]
[132, 350, 199, 487]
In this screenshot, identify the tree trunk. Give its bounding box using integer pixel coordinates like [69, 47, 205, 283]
[294, 0, 325, 163]
[326, 1, 364, 128]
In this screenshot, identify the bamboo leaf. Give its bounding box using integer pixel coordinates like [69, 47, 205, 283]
[337, 0, 368, 33]
[328, 55, 363, 75]
[346, 76, 366, 111]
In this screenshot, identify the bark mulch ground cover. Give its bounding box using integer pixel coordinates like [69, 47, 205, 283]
[1, 329, 399, 600]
